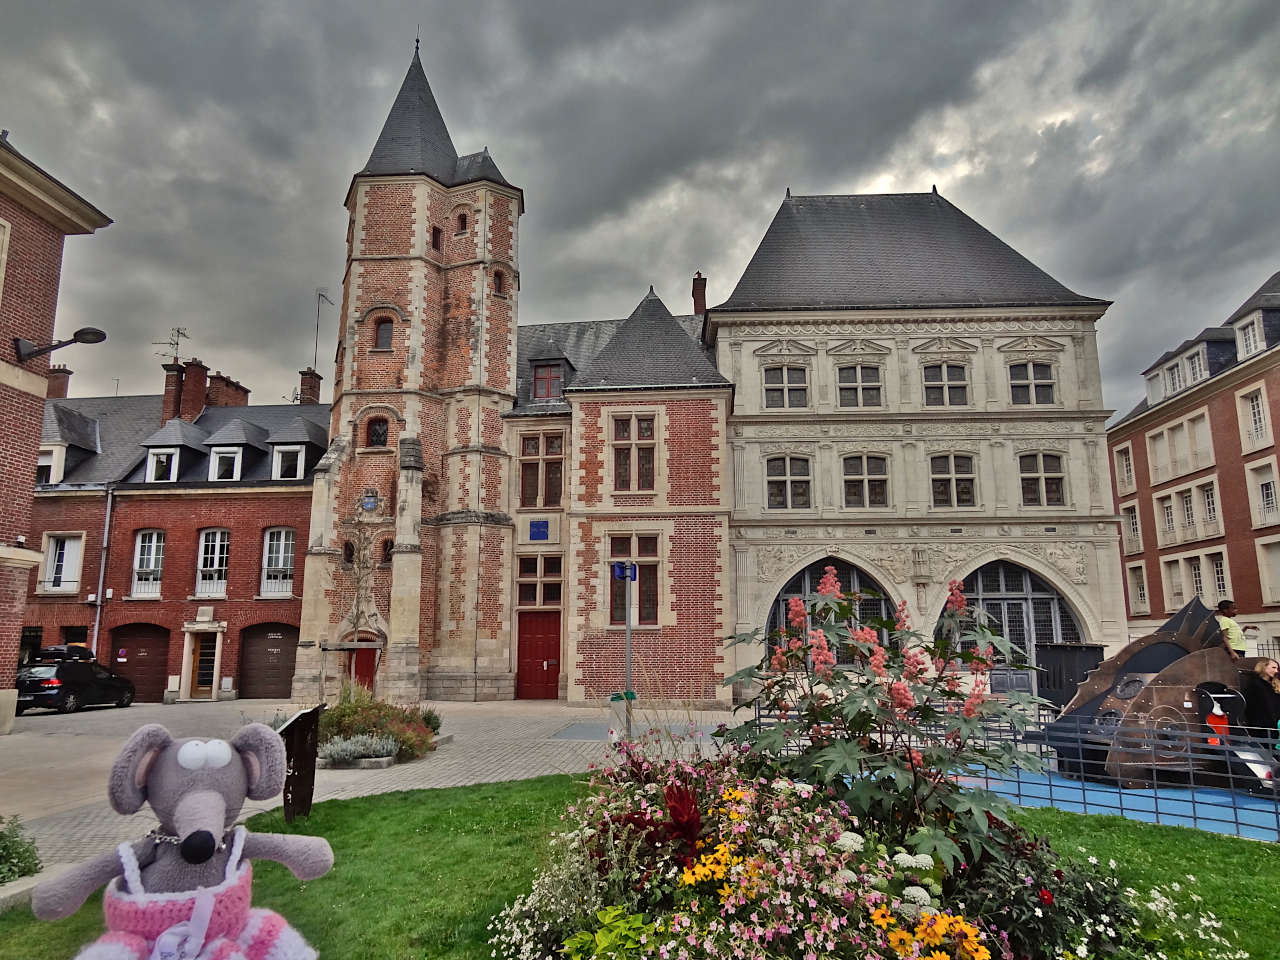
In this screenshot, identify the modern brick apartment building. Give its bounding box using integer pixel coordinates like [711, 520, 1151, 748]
[0, 132, 109, 731]
[1108, 270, 1280, 649]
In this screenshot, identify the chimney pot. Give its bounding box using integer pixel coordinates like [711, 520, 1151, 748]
[46, 364, 73, 399]
[178, 358, 208, 421]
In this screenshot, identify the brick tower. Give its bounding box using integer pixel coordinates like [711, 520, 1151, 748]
[293, 46, 523, 703]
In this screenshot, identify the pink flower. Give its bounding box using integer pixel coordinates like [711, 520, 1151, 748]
[893, 599, 910, 630]
[868, 644, 888, 679]
[787, 595, 807, 629]
[945, 578, 968, 615]
[816, 565, 843, 598]
[889, 681, 914, 716]
[808, 628, 836, 679]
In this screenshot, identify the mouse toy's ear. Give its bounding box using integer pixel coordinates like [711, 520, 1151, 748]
[231, 723, 287, 800]
[109, 724, 173, 814]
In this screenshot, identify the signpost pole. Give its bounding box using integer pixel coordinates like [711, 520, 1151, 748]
[624, 563, 633, 741]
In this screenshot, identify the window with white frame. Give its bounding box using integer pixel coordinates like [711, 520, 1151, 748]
[1018, 452, 1065, 506]
[1257, 537, 1280, 604]
[1247, 459, 1280, 527]
[1128, 564, 1148, 612]
[1165, 363, 1185, 394]
[147, 448, 179, 482]
[763, 366, 808, 408]
[842, 455, 888, 508]
[132, 530, 165, 597]
[196, 529, 230, 597]
[1241, 319, 1261, 357]
[1122, 506, 1141, 552]
[612, 415, 655, 491]
[1163, 558, 1183, 608]
[1187, 352, 1206, 382]
[1009, 362, 1055, 405]
[40, 534, 83, 593]
[1180, 490, 1195, 530]
[1211, 552, 1228, 597]
[272, 445, 304, 480]
[1159, 497, 1175, 535]
[836, 365, 882, 407]
[1201, 482, 1218, 524]
[260, 527, 295, 597]
[1240, 388, 1270, 449]
[930, 454, 976, 507]
[766, 456, 811, 509]
[208, 447, 242, 481]
[1114, 446, 1135, 492]
[923, 363, 968, 407]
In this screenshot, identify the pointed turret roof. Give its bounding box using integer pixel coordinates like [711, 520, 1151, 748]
[356, 48, 520, 203]
[361, 49, 458, 180]
[568, 288, 730, 391]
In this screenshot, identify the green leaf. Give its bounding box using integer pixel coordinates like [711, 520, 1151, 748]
[906, 826, 963, 872]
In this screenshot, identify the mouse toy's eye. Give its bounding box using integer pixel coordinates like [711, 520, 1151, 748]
[177, 740, 208, 770]
[204, 739, 234, 769]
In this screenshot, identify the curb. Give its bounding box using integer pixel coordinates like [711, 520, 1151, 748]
[0, 863, 70, 915]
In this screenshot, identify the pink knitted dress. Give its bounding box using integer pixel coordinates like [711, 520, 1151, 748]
[75, 827, 317, 960]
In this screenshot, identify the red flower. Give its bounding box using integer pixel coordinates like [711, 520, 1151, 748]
[1038, 887, 1055, 906]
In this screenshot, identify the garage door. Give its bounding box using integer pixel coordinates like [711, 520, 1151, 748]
[111, 625, 170, 702]
[239, 624, 298, 700]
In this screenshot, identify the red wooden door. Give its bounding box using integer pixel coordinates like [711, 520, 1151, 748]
[516, 612, 560, 699]
[348, 648, 377, 690]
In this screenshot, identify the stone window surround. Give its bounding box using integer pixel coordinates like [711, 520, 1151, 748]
[761, 362, 811, 410]
[928, 451, 980, 509]
[1160, 545, 1231, 612]
[608, 408, 661, 496]
[599, 528, 672, 631]
[764, 454, 814, 511]
[1125, 560, 1150, 615]
[1149, 472, 1221, 547]
[36, 529, 85, 595]
[207, 446, 243, 482]
[1144, 404, 1214, 485]
[518, 430, 564, 509]
[835, 363, 883, 408]
[1006, 359, 1058, 406]
[1119, 499, 1142, 555]
[921, 361, 970, 407]
[272, 444, 305, 480]
[515, 552, 563, 609]
[1244, 454, 1280, 530]
[1253, 532, 1280, 605]
[130, 528, 165, 599]
[1112, 441, 1136, 496]
[1235, 379, 1273, 455]
[260, 526, 295, 598]
[147, 448, 180, 483]
[840, 452, 890, 509]
[1016, 449, 1068, 509]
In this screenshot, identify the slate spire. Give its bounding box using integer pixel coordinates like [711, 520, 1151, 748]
[360, 47, 458, 180]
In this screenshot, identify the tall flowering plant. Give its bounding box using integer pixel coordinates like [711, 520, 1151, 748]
[722, 570, 1045, 867]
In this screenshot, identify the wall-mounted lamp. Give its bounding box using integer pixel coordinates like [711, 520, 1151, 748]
[14, 327, 107, 363]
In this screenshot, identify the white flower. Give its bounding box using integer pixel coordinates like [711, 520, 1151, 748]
[1035, 907, 1044, 918]
[911, 853, 934, 870]
[1108, 859, 1117, 870]
[1075, 945, 1087, 958]
[892, 852, 917, 869]
[1088, 855, 1098, 865]
[834, 831, 865, 853]
[903, 885, 932, 905]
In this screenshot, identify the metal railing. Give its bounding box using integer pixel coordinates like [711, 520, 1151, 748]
[131, 572, 162, 597]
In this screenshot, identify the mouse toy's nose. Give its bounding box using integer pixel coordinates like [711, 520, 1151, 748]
[180, 830, 217, 864]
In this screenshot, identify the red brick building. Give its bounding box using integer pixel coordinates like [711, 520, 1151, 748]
[0, 131, 109, 731]
[24, 361, 328, 702]
[1108, 269, 1280, 650]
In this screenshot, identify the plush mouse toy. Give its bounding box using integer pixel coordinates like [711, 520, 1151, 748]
[31, 722, 334, 960]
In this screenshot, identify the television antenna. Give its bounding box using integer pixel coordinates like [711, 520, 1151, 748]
[152, 326, 190, 360]
[314, 288, 334, 369]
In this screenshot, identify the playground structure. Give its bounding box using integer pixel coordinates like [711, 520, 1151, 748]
[1030, 598, 1279, 795]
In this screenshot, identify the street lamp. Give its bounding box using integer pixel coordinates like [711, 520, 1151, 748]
[13, 327, 107, 363]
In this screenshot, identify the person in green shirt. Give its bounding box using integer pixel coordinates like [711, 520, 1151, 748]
[1216, 599, 1247, 661]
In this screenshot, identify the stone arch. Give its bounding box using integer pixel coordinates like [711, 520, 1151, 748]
[932, 546, 1098, 647]
[358, 303, 408, 324]
[749, 545, 905, 639]
[348, 402, 407, 427]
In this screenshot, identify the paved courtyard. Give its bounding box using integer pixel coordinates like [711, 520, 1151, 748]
[2, 698, 736, 867]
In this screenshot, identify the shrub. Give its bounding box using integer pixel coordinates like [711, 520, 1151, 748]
[0, 816, 41, 883]
[317, 733, 398, 763]
[319, 682, 436, 761]
[563, 906, 655, 960]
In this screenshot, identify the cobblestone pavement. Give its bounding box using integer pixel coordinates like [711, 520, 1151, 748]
[4, 699, 737, 866]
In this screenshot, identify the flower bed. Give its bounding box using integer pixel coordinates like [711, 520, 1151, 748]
[490, 572, 1248, 960]
[318, 682, 440, 761]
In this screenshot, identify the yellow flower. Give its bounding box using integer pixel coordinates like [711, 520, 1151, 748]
[966, 947, 991, 960]
[914, 915, 947, 947]
[871, 906, 894, 929]
[886, 929, 914, 956]
[925, 953, 950, 960]
[718, 883, 733, 902]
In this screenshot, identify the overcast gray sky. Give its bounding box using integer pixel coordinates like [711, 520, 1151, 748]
[3, 0, 1277, 416]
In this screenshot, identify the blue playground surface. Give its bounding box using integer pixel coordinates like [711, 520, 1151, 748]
[965, 768, 1280, 842]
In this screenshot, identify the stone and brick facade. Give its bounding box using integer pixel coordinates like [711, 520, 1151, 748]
[1108, 270, 1280, 649]
[0, 131, 109, 731]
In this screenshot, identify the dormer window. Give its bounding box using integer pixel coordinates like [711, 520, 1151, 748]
[1241, 319, 1261, 357]
[147, 448, 179, 483]
[273, 445, 304, 480]
[1146, 375, 1164, 405]
[374, 319, 393, 350]
[1188, 352, 1206, 382]
[208, 447, 242, 482]
[533, 363, 562, 400]
[36, 450, 54, 485]
[1165, 362, 1185, 394]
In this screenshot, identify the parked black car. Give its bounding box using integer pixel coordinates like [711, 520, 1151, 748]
[16, 659, 135, 714]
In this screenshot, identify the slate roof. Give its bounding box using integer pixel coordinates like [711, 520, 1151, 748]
[203, 418, 270, 450]
[1224, 269, 1280, 325]
[510, 299, 713, 416]
[42, 403, 100, 452]
[358, 50, 516, 194]
[141, 418, 209, 449]
[1141, 328, 1236, 375]
[40, 395, 163, 485]
[267, 416, 330, 447]
[714, 192, 1107, 313]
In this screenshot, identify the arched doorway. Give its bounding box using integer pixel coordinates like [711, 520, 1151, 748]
[767, 556, 896, 662]
[109, 624, 170, 702]
[239, 623, 299, 700]
[937, 559, 1101, 706]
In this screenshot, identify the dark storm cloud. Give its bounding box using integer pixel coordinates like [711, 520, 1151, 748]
[1, 0, 1277, 418]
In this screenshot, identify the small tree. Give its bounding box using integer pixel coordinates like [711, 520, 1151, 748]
[722, 569, 1046, 868]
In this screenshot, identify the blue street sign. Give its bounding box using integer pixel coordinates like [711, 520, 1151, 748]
[612, 561, 637, 581]
[529, 520, 549, 541]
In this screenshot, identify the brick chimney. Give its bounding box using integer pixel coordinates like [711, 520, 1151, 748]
[692, 271, 707, 316]
[206, 371, 250, 407]
[178, 358, 208, 421]
[298, 367, 323, 405]
[46, 364, 72, 399]
[162, 360, 185, 423]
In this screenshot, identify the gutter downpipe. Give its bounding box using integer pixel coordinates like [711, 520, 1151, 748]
[90, 484, 115, 656]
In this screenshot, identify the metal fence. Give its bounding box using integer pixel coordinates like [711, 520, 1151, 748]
[754, 705, 1280, 842]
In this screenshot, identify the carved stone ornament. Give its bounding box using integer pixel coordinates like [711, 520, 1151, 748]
[826, 338, 892, 357]
[752, 339, 819, 356]
[996, 336, 1066, 353]
[912, 337, 979, 354]
[726, 318, 1084, 338]
[758, 441, 818, 455]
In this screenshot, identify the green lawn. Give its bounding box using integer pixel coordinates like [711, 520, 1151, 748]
[0, 775, 585, 960]
[1013, 807, 1280, 957]
[5, 783, 1278, 959]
